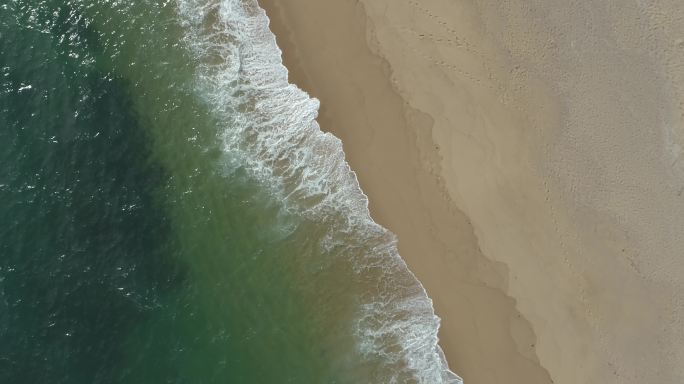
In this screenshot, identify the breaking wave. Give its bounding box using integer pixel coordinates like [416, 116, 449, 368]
[175, 0, 461, 382]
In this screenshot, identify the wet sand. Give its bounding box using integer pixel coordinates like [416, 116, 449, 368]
[259, 1, 684, 383]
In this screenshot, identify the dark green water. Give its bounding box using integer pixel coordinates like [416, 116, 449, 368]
[0, 1, 459, 383]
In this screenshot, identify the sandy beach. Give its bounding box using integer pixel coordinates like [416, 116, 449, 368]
[259, 1, 684, 383]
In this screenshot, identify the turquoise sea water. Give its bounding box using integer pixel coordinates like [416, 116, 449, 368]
[0, 1, 459, 382]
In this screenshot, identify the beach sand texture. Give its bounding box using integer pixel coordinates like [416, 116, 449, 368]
[259, 1, 684, 383]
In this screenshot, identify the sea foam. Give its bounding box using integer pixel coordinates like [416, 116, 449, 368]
[175, 0, 461, 382]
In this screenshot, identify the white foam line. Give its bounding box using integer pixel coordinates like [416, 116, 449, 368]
[175, 0, 462, 382]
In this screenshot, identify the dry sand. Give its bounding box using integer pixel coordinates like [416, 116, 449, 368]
[259, 1, 684, 383]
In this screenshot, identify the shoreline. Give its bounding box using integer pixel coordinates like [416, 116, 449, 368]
[259, 1, 552, 383]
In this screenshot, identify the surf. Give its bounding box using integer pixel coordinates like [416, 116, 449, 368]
[175, 0, 460, 382]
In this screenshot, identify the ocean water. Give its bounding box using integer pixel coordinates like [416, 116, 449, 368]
[0, 0, 460, 383]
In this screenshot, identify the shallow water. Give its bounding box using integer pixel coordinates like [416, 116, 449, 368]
[0, 1, 458, 382]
